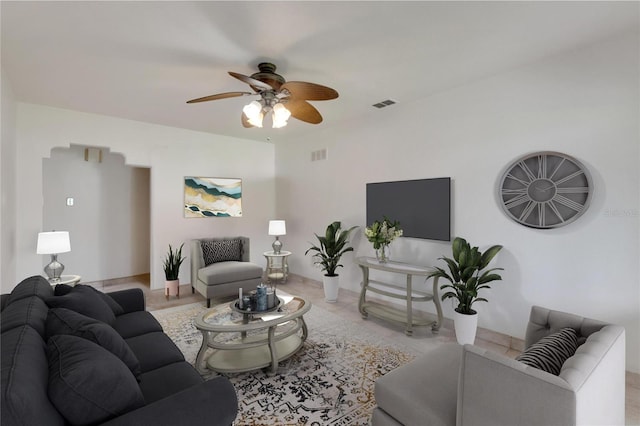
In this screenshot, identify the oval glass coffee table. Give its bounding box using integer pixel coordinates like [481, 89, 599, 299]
[194, 295, 311, 375]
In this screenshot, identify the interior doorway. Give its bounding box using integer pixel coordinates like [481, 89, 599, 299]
[42, 145, 150, 284]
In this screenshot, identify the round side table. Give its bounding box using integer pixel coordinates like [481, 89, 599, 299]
[263, 251, 291, 285]
[48, 275, 82, 286]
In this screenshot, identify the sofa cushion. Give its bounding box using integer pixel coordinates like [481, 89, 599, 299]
[6, 275, 53, 305]
[201, 239, 241, 265]
[45, 285, 116, 325]
[54, 283, 73, 296]
[137, 361, 203, 404]
[55, 284, 125, 315]
[112, 311, 163, 339]
[125, 332, 184, 373]
[516, 327, 579, 375]
[0, 296, 49, 337]
[198, 261, 263, 285]
[46, 308, 141, 376]
[47, 335, 145, 426]
[375, 343, 462, 426]
[1, 326, 66, 426]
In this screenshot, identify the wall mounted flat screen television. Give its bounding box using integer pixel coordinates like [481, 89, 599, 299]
[366, 177, 451, 241]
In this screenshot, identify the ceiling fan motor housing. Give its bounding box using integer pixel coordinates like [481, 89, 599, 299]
[250, 62, 285, 90]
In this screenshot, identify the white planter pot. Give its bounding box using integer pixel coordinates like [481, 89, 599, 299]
[453, 310, 478, 345]
[322, 275, 340, 303]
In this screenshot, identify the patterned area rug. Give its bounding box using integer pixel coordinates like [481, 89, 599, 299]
[151, 301, 419, 425]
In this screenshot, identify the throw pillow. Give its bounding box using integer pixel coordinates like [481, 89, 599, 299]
[516, 327, 579, 375]
[46, 308, 141, 376]
[45, 285, 116, 325]
[53, 284, 124, 315]
[47, 335, 145, 426]
[82, 285, 125, 315]
[201, 239, 241, 265]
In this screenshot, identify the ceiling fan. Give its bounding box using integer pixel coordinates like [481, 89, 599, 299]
[186, 62, 338, 128]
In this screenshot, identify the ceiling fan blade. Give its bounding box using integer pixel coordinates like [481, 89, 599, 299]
[241, 112, 254, 128]
[285, 100, 323, 124]
[228, 72, 274, 91]
[186, 92, 252, 104]
[281, 81, 339, 101]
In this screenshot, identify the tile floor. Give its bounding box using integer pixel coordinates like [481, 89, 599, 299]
[91, 273, 640, 425]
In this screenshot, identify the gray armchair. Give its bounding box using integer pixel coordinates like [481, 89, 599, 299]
[190, 237, 263, 308]
[372, 305, 625, 426]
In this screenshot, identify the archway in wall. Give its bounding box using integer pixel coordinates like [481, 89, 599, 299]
[42, 145, 151, 286]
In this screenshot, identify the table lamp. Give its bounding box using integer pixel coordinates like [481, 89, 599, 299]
[37, 231, 71, 282]
[268, 220, 286, 254]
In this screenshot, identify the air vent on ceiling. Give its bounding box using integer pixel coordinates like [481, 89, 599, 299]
[372, 99, 397, 109]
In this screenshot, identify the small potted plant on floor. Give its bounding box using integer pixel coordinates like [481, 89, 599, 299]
[428, 237, 503, 344]
[163, 243, 185, 299]
[305, 221, 357, 302]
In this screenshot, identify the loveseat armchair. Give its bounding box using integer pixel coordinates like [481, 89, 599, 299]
[191, 236, 263, 308]
[372, 305, 625, 426]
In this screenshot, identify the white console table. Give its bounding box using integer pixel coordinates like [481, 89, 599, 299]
[356, 257, 442, 336]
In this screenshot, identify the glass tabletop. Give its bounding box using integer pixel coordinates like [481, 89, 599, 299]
[195, 294, 310, 333]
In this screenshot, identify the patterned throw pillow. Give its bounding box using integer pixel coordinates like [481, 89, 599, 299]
[516, 327, 579, 375]
[202, 239, 241, 265]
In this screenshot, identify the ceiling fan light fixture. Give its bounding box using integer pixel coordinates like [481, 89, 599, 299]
[243, 100, 264, 127]
[272, 103, 291, 128]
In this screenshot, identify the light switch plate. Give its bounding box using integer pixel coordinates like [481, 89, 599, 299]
[66, 197, 74, 206]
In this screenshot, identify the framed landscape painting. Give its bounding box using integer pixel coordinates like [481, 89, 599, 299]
[184, 177, 242, 218]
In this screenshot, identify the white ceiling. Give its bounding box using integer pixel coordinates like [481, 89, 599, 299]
[2, 1, 637, 143]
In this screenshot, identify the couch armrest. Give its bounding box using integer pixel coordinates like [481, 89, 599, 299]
[100, 376, 237, 426]
[106, 288, 145, 313]
[457, 345, 575, 426]
[191, 239, 205, 287]
[1, 293, 10, 311]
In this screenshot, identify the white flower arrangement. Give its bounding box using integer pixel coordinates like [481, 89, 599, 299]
[365, 217, 403, 250]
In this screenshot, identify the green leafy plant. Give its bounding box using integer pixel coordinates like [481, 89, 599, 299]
[305, 221, 357, 277]
[428, 237, 503, 315]
[163, 243, 185, 281]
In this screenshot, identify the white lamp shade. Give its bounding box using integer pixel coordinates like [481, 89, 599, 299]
[268, 220, 286, 236]
[272, 103, 291, 128]
[243, 101, 264, 128]
[37, 231, 71, 254]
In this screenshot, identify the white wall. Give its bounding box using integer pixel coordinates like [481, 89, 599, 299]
[42, 146, 150, 282]
[15, 105, 276, 291]
[1, 68, 18, 292]
[276, 33, 640, 372]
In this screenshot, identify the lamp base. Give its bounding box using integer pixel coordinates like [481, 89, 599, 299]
[272, 237, 282, 255]
[44, 254, 65, 282]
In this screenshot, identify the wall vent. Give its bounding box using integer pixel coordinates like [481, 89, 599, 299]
[311, 148, 328, 162]
[373, 99, 397, 109]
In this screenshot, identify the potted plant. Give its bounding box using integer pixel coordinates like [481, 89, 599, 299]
[364, 217, 403, 263]
[305, 221, 357, 302]
[163, 243, 185, 299]
[428, 237, 503, 344]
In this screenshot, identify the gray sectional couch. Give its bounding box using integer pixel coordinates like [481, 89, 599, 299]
[1, 275, 238, 426]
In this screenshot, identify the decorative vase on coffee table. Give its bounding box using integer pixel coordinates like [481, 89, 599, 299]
[322, 275, 340, 303]
[453, 310, 478, 344]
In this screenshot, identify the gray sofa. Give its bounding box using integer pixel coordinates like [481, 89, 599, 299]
[191, 236, 263, 308]
[372, 305, 626, 426]
[1, 275, 238, 426]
